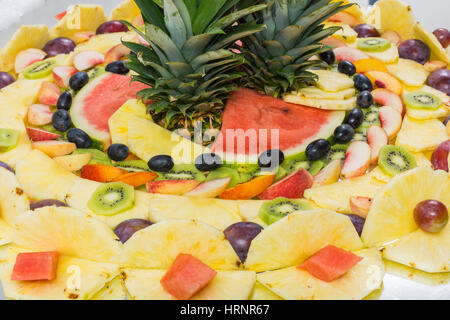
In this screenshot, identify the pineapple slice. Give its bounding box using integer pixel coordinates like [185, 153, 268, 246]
[0, 129, 32, 169]
[250, 282, 283, 300]
[0, 246, 119, 300]
[324, 22, 358, 43]
[245, 210, 363, 272]
[66, 177, 151, 228]
[0, 25, 50, 72]
[91, 276, 128, 300]
[0, 220, 13, 246]
[109, 99, 151, 145]
[148, 194, 242, 230]
[14, 206, 122, 263]
[414, 22, 450, 64]
[110, 0, 141, 22]
[386, 59, 429, 87]
[362, 167, 450, 248]
[0, 168, 30, 226]
[257, 248, 384, 300]
[404, 86, 450, 120]
[310, 70, 354, 92]
[297, 87, 356, 100]
[304, 172, 386, 214]
[396, 116, 449, 152]
[74, 32, 136, 55]
[365, 44, 399, 64]
[50, 4, 107, 39]
[122, 220, 241, 270]
[284, 95, 357, 111]
[15, 150, 77, 201]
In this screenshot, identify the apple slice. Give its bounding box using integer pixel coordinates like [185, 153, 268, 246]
[14, 48, 46, 74]
[258, 169, 313, 200]
[381, 30, 402, 46]
[313, 160, 341, 187]
[379, 106, 402, 140]
[424, 60, 447, 73]
[327, 11, 360, 27]
[31, 141, 77, 158]
[184, 177, 231, 198]
[341, 141, 371, 179]
[52, 66, 78, 88]
[38, 81, 61, 106]
[53, 153, 92, 171]
[333, 47, 369, 62]
[371, 88, 404, 115]
[26, 127, 61, 141]
[146, 180, 201, 196]
[73, 31, 95, 44]
[105, 44, 131, 64]
[27, 104, 53, 126]
[321, 36, 346, 48]
[73, 51, 105, 71]
[349, 196, 373, 218]
[367, 125, 389, 165]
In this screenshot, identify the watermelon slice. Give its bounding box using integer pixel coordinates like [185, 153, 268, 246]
[160, 253, 217, 300]
[11, 252, 59, 281]
[212, 88, 345, 163]
[298, 245, 362, 282]
[70, 72, 148, 144]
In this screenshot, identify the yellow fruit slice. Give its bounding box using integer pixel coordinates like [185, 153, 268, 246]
[91, 276, 129, 300]
[404, 86, 450, 120]
[122, 219, 240, 270]
[297, 87, 356, 100]
[74, 32, 136, 55]
[111, 0, 142, 23]
[324, 22, 358, 43]
[250, 282, 283, 300]
[362, 167, 450, 247]
[414, 22, 450, 64]
[387, 59, 429, 87]
[257, 248, 384, 300]
[0, 168, 29, 226]
[284, 95, 357, 111]
[245, 210, 363, 272]
[123, 269, 256, 300]
[365, 44, 399, 64]
[14, 206, 122, 263]
[0, 25, 50, 72]
[237, 200, 268, 226]
[311, 70, 355, 92]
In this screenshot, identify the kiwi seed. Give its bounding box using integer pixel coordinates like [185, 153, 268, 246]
[87, 182, 135, 216]
[403, 91, 442, 110]
[378, 145, 417, 176]
[258, 197, 314, 225]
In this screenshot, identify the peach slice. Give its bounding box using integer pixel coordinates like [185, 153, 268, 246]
[381, 30, 402, 46]
[52, 66, 78, 88]
[27, 104, 53, 126]
[367, 125, 388, 165]
[146, 180, 201, 196]
[378, 106, 402, 140]
[184, 177, 231, 198]
[73, 51, 105, 71]
[365, 71, 403, 96]
[327, 12, 360, 27]
[312, 160, 341, 187]
[258, 169, 312, 200]
[424, 60, 447, 73]
[349, 196, 373, 218]
[321, 36, 347, 48]
[14, 48, 46, 74]
[333, 47, 369, 62]
[38, 81, 61, 106]
[81, 164, 127, 183]
[220, 174, 275, 200]
[105, 44, 131, 64]
[371, 88, 404, 115]
[31, 141, 76, 158]
[73, 31, 95, 44]
[26, 127, 60, 141]
[53, 153, 92, 172]
[111, 171, 157, 188]
[341, 141, 371, 179]
[353, 59, 388, 74]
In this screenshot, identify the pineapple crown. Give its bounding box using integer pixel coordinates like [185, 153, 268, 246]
[123, 0, 269, 131]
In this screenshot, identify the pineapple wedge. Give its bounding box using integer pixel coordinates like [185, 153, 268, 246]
[365, 44, 399, 64]
[386, 59, 429, 87]
[110, 0, 142, 23]
[257, 248, 384, 300]
[50, 4, 107, 39]
[404, 86, 450, 120]
[297, 87, 356, 100]
[324, 22, 358, 43]
[310, 70, 354, 92]
[91, 276, 128, 300]
[414, 22, 450, 64]
[245, 210, 363, 272]
[15, 150, 77, 201]
[0, 129, 32, 169]
[66, 177, 151, 228]
[122, 220, 241, 270]
[74, 32, 136, 55]
[396, 116, 449, 152]
[362, 167, 450, 248]
[148, 194, 242, 230]
[0, 168, 30, 226]
[123, 269, 256, 300]
[304, 171, 386, 214]
[250, 282, 283, 300]
[14, 206, 122, 263]
[284, 95, 357, 111]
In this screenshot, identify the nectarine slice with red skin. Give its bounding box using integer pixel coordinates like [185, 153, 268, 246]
[354, 59, 388, 74]
[259, 169, 313, 200]
[185, 177, 231, 198]
[112, 171, 157, 188]
[146, 179, 201, 196]
[52, 66, 78, 88]
[367, 125, 389, 165]
[379, 106, 402, 139]
[73, 51, 105, 71]
[81, 164, 127, 183]
[38, 81, 61, 106]
[27, 104, 53, 126]
[333, 47, 369, 62]
[105, 44, 131, 64]
[381, 30, 402, 46]
[327, 11, 360, 27]
[313, 159, 341, 187]
[365, 71, 403, 96]
[26, 127, 61, 142]
[31, 141, 76, 158]
[321, 36, 347, 48]
[371, 88, 404, 115]
[14, 48, 46, 74]
[349, 196, 373, 218]
[220, 174, 275, 200]
[73, 31, 95, 44]
[341, 141, 371, 179]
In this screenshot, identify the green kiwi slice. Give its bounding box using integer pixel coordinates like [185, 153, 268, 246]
[114, 160, 150, 172]
[361, 106, 380, 128]
[403, 91, 442, 110]
[87, 66, 106, 80]
[378, 145, 417, 176]
[352, 130, 367, 142]
[258, 197, 314, 225]
[326, 144, 348, 163]
[87, 182, 135, 216]
[206, 167, 241, 188]
[72, 149, 111, 165]
[281, 159, 324, 175]
[23, 59, 56, 79]
[0, 128, 19, 149]
[223, 163, 261, 184]
[156, 164, 206, 182]
[357, 37, 391, 52]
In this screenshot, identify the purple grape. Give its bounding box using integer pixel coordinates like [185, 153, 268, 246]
[114, 219, 153, 243]
[0, 72, 15, 89]
[43, 37, 76, 57]
[433, 28, 450, 49]
[345, 214, 365, 236]
[414, 200, 448, 233]
[353, 24, 380, 38]
[30, 199, 68, 211]
[398, 39, 431, 65]
[427, 69, 450, 96]
[0, 161, 14, 173]
[224, 222, 263, 263]
[96, 21, 129, 35]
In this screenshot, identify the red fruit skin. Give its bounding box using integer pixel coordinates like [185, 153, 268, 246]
[431, 140, 450, 172]
[54, 11, 67, 20]
[414, 199, 449, 233]
[26, 127, 61, 141]
[259, 168, 313, 200]
[11, 252, 59, 281]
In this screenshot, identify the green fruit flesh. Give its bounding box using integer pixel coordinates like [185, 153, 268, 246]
[113, 160, 150, 172]
[326, 144, 348, 163]
[403, 91, 442, 110]
[378, 145, 417, 176]
[361, 107, 381, 128]
[23, 59, 56, 79]
[0, 128, 19, 149]
[156, 164, 205, 182]
[206, 167, 241, 188]
[72, 149, 111, 165]
[259, 197, 314, 225]
[357, 37, 391, 52]
[87, 182, 135, 216]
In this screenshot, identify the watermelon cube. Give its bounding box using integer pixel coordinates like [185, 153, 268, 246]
[160, 254, 217, 300]
[11, 252, 59, 281]
[298, 245, 362, 282]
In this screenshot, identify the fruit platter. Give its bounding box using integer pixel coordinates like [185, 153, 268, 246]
[0, 0, 448, 300]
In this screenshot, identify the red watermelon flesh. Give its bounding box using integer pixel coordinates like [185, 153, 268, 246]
[11, 252, 59, 281]
[70, 72, 148, 143]
[212, 88, 345, 162]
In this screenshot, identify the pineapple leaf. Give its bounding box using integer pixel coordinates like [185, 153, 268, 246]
[164, 0, 189, 48]
[209, 21, 266, 51]
[133, 0, 166, 32]
[192, 0, 227, 34]
[145, 24, 184, 61]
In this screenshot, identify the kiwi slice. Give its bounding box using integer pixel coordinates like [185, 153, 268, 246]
[357, 37, 391, 52]
[23, 59, 56, 79]
[223, 163, 261, 184]
[0, 128, 19, 149]
[361, 106, 380, 128]
[281, 159, 324, 175]
[352, 130, 367, 142]
[87, 66, 106, 80]
[156, 164, 206, 182]
[378, 145, 417, 176]
[114, 160, 150, 172]
[206, 167, 241, 188]
[72, 149, 111, 165]
[87, 182, 135, 216]
[258, 197, 314, 225]
[403, 91, 442, 110]
[326, 144, 348, 163]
